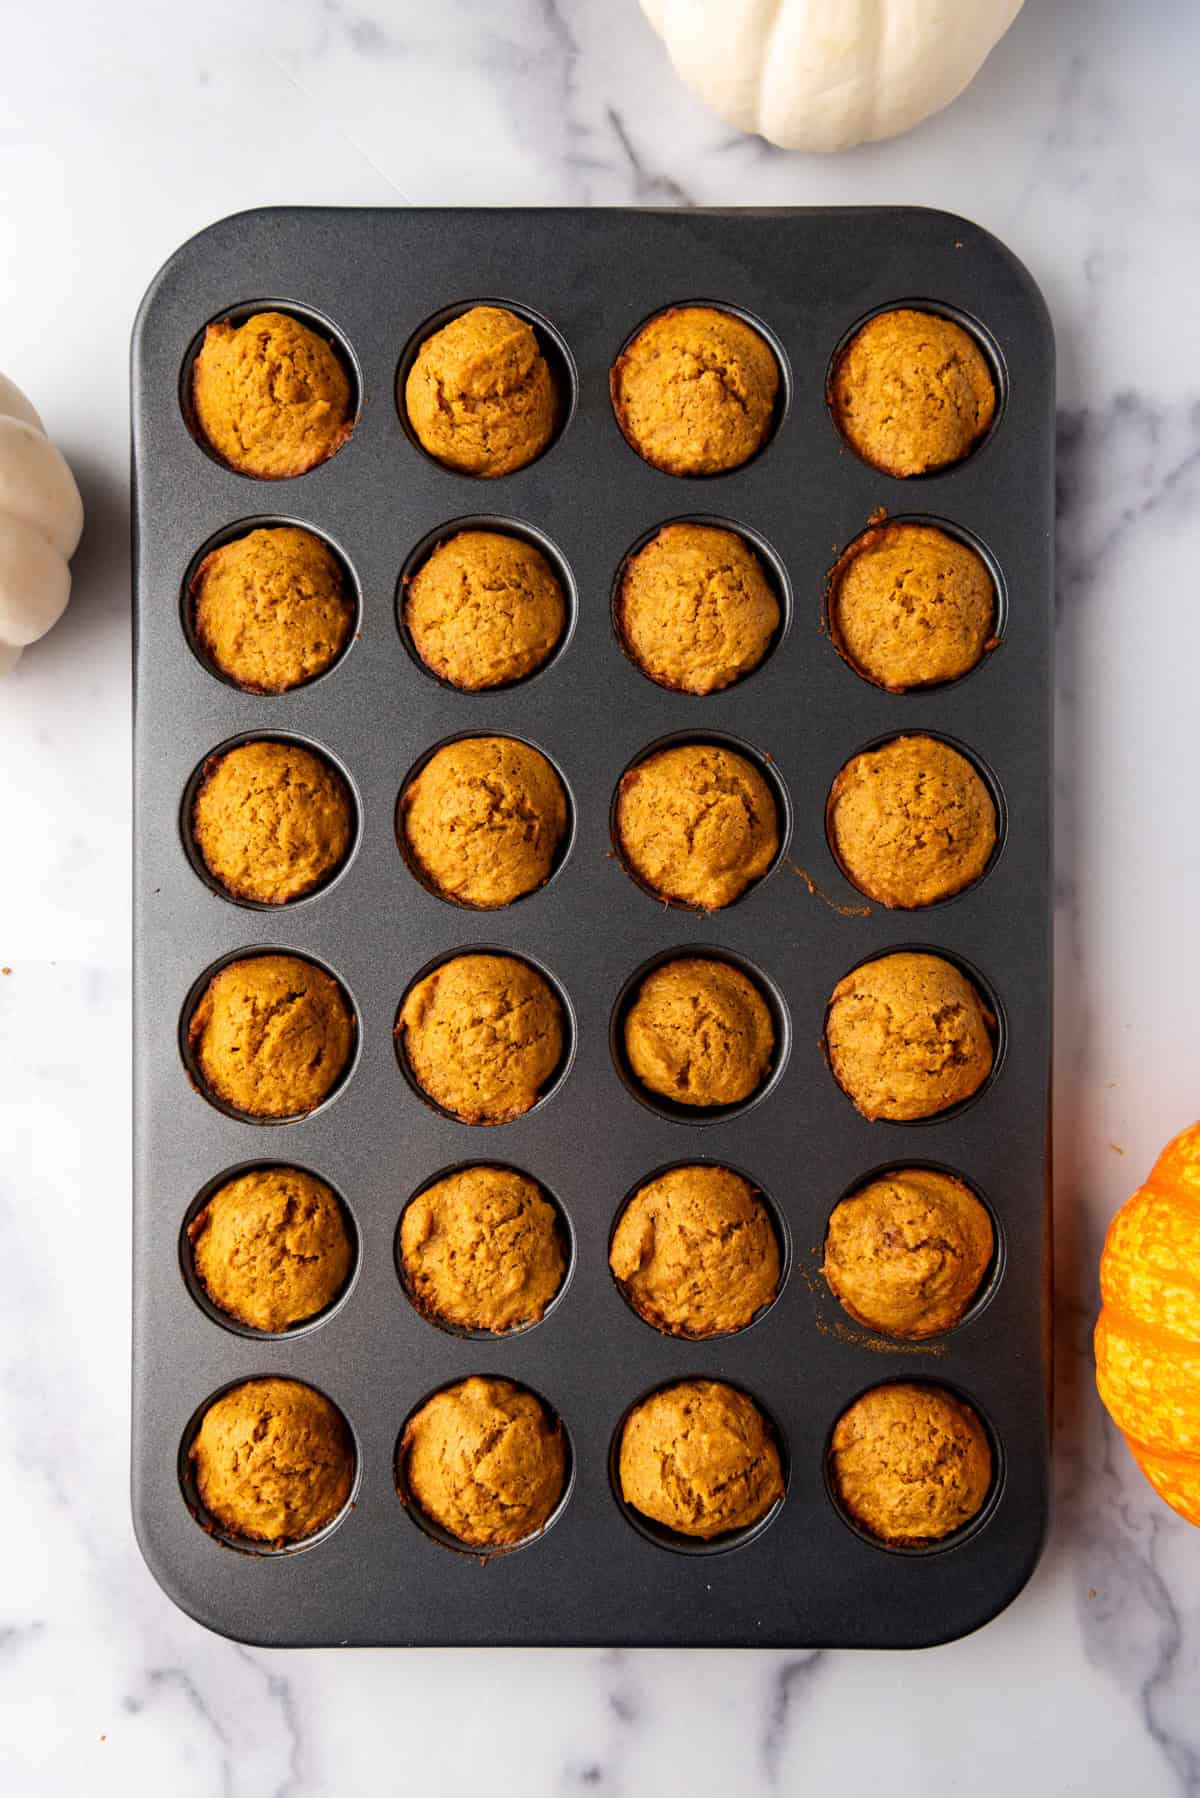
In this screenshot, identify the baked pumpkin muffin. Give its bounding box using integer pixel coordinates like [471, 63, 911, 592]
[188, 1165, 354, 1332]
[825, 951, 994, 1122]
[397, 952, 564, 1124]
[400, 736, 567, 908]
[404, 530, 566, 690]
[188, 952, 355, 1119]
[616, 522, 780, 693]
[189, 1377, 354, 1546]
[829, 308, 996, 478]
[827, 734, 997, 909]
[823, 1168, 993, 1338]
[400, 1165, 566, 1332]
[623, 957, 775, 1109]
[403, 305, 559, 477]
[192, 311, 353, 479]
[618, 1380, 784, 1540]
[611, 306, 779, 477]
[616, 742, 779, 911]
[191, 738, 354, 905]
[828, 521, 996, 692]
[829, 1382, 992, 1545]
[190, 525, 356, 695]
[399, 1375, 566, 1548]
[610, 1164, 780, 1338]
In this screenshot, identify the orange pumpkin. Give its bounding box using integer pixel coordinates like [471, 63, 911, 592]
[1095, 1122, 1200, 1526]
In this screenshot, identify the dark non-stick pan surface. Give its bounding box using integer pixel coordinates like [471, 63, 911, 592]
[132, 207, 1053, 1647]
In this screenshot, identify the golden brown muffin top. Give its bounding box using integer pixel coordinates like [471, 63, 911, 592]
[189, 1377, 354, 1545]
[400, 1375, 566, 1548]
[827, 734, 996, 909]
[400, 735, 567, 909]
[404, 530, 566, 690]
[192, 739, 354, 906]
[188, 1166, 353, 1333]
[825, 951, 993, 1122]
[189, 953, 355, 1119]
[624, 956, 775, 1109]
[823, 1168, 994, 1339]
[400, 1165, 566, 1333]
[617, 522, 780, 694]
[616, 741, 779, 911]
[829, 1382, 992, 1545]
[618, 1379, 784, 1539]
[828, 521, 996, 693]
[398, 952, 564, 1125]
[829, 309, 995, 478]
[611, 1164, 780, 1338]
[404, 305, 559, 478]
[191, 525, 356, 695]
[192, 311, 353, 479]
[611, 306, 779, 477]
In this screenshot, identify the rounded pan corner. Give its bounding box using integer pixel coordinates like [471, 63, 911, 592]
[130, 1477, 339, 1650]
[915, 205, 1056, 359]
[898, 1499, 1052, 1653]
[131, 206, 340, 365]
[129, 1481, 251, 1646]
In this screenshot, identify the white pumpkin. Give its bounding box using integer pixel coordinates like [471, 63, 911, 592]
[0, 371, 83, 674]
[640, 0, 1024, 153]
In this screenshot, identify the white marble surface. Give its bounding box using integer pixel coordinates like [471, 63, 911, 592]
[3, 0, 1199, 1790]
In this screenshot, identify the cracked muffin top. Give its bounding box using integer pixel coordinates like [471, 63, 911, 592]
[400, 735, 567, 909]
[188, 1165, 354, 1333]
[192, 311, 353, 480]
[191, 738, 354, 905]
[404, 529, 567, 690]
[191, 525, 356, 694]
[619, 1379, 784, 1539]
[823, 1168, 993, 1339]
[188, 952, 355, 1119]
[610, 306, 779, 477]
[399, 1375, 566, 1548]
[610, 1163, 780, 1338]
[829, 308, 995, 478]
[397, 952, 564, 1124]
[827, 734, 996, 909]
[616, 521, 780, 694]
[825, 951, 994, 1122]
[828, 521, 996, 692]
[189, 1376, 354, 1545]
[400, 1165, 566, 1333]
[829, 1381, 992, 1545]
[623, 956, 775, 1109]
[403, 305, 560, 477]
[615, 740, 779, 910]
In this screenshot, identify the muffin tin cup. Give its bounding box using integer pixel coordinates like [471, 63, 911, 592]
[823, 1377, 1008, 1558]
[180, 1159, 361, 1341]
[177, 1374, 362, 1557]
[133, 206, 1053, 1649]
[608, 1378, 790, 1557]
[822, 729, 1010, 911]
[179, 298, 363, 479]
[607, 1156, 791, 1342]
[181, 514, 364, 694]
[825, 297, 1009, 479]
[396, 1160, 576, 1341]
[393, 1378, 577, 1560]
[611, 512, 793, 695]
[609, 728, 793, 913]
[817, 1159, 1007, 1346]
[180, 731, 363, 911]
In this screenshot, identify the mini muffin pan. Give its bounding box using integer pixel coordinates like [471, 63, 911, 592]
[132, 207, 1053, 1648]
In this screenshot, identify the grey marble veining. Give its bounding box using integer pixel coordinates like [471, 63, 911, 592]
[2, 0, 1200, 1791]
